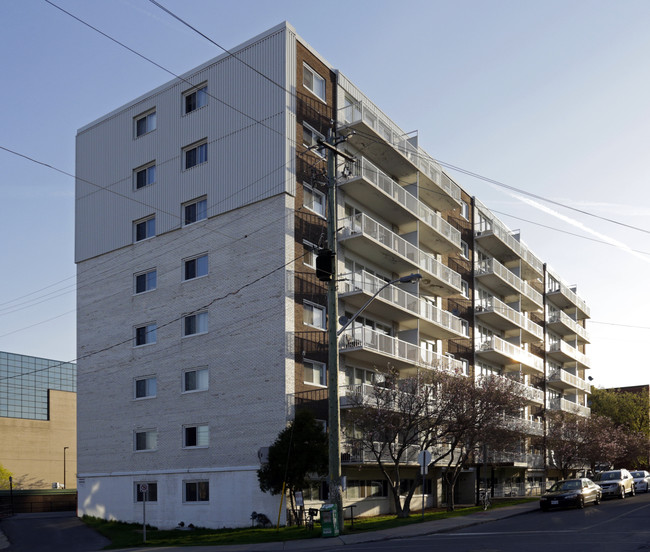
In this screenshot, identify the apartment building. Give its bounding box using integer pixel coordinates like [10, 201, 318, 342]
[75, 22, 591, 528]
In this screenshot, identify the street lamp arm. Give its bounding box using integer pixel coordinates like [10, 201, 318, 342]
[336, 273, 422, 337]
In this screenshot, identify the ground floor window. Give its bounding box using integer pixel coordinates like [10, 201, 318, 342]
[134, 482, 158, 502]
[345, 479, 388, 499]
[184, 480, 209, 502]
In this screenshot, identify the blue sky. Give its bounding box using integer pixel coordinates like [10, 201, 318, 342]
[1, 0, 649, 388]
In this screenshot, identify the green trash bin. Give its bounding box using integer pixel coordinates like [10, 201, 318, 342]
[319, 504, 339, 537]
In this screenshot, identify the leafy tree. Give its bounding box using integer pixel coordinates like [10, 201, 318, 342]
[0, 464, 13, 489]
[590, 388, 649, 436]
[257, 410, 328, 521]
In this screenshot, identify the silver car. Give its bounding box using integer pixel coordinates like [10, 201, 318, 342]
[630, 470, 650, 493]
[593, 469, 636, 499]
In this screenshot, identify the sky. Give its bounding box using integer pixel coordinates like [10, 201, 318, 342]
[1, 0, 649, 389]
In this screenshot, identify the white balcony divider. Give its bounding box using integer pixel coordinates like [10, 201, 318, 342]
[347, 157, 461, 247]
[477, 296, 543, 340]
[339, 326, 465, 374]
[475, 258, 543, 308]
[477, 336, 544, 373]
[340, 213, 462, 291]
[341, 270, 464, 336]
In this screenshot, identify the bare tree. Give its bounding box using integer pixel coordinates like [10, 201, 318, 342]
[544, 410, 591, 479]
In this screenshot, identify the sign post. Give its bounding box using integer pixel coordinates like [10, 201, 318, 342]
[418, 451, 432, 520]
[139, 483, 148, 543]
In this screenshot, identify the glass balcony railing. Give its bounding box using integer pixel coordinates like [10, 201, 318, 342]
[340, 213, 462, 292]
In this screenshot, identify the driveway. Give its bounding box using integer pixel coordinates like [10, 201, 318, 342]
[0, 512, 110, 552]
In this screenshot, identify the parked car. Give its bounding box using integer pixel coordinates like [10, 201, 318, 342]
[540, 478, 602, 510]
[630, 470, 650, 493]
[593, 469, 635, 498]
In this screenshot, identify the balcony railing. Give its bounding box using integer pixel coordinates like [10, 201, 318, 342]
[548, 368, 591, 393]
[479, 373, 544, 404]
[548, 340, 591, 368]
[477, 336, 544, 373]
[340, 326, 466, 374]
[548, 310, 590, 343]
[341, 271, 465, 337]
[345, 157, 461, 249]
[546, 277, 590, 319]
[476, 296, 543, 340]
[502, 415, 544, 436]
[340, 213, 462, 293]
[475, 258, 543, 308]
[549, 397, 591, 418]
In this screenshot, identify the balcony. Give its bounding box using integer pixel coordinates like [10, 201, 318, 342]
[340, 271, 466, 339]
[338, 99, 461, 211]
[502, 415, 544, 437]
[475, 296, 543, 343]
[546, 278, 590, 320]
[480, 374, 544, 405]
[339, 213, 462, 296]
[547, 310, 590, 344]
[340, 440, 422, 465]
[475, 258, 543, 311]
[339, 326, 466, 376]
[547, 340, 591, 369]
[476, 336, 544, 375]
[549, 397, 590, 418]
[339, 157, 461, 254]
[548, 368, 591, 393]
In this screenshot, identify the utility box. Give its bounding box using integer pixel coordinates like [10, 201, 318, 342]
[320, 504, 339, 537]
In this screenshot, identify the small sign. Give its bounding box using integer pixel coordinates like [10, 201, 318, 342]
[418, 450, 432, 475]
[295, 491, 304, 507]
[139, 483, 148, 494]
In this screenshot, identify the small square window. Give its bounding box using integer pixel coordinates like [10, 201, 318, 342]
[184, 424, 209, 448]
[135, 110, 156, 137]
[184, 254, 208, 280]
[303, 125, 325, 157]
[183, 140, 208, 170]
[303, 64, 326, 102]
[135, 482, 158, 502]
[184, 85, 208, 114]
[184, 198, 207, 226]
[304, 360, 326, 386]
[304, 302, 326, 330]
[134, 430, 157, 451]
[134, 376, 157, 399]
[134, 323, 157, 346]
[183, 368, 209, 392]
[134, 163, 156, 190]
[134, 269, 156, 294]
[134, 216, 155, 242]
[184, 481, 209, 502]
[303, 184, 325, 217]
[183, 312, 208, 336]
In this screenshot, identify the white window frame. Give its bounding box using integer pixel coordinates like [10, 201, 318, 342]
[460, 240, 469, 260]
[183, 139, 208, 170]
[461, 280, 469, 299]
[303, 183, 325, 217]
[303, 63, 326, 102]
[304, 359, 326, 387]
[134, 481, 158, 502]
[134, 323, 157, 347]
[304, 301, 326, 330]
[461, 320, 469, 337]
[134, 215, 155, 242]
[134, 268, 156, 294]
[183, 312, 208, 337]
[183, 367, 209, 393]
[460, 199, 469, 220]
[183, 197, 207, 226]
[183, 424, 209, 448]
[133, 162, 156, 190]
[134, 429, 157, 452]
[134, 376, 157, 399]
[183, 83, 208, 114]
[134, 109, 156, 138]
[303, 241, 317, 269]
[302, 124, 325, 158]
[184, 480, 209, 503]
[183, 254, 208, 281]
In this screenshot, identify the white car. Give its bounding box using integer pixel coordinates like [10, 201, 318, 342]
[630, 470, 650, 493]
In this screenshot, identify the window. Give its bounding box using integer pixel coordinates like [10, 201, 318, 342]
[183, 197, 207, 226]
[304, 302, 325, 330]
[184, 254, 208, 280]
[460, 241, 469, 260]
[134, 482, 158, 502]
[303, 63, 326, 102]
[184, 424, 209, 448]
[184, 481, 209, 502]
[460, 359, 470, 375]
[460, 199, 469, 220]
[134, 269, 156, 294]
[183, 140, 207, 170]
[183, 312, 208, 336]
[134, 216, 155, 242]
[135, 110, 156, 137]
[184, 84, 208, 114]
[134, 376, 157, 399]
[302, 124, 325, 157]
[461, 320, 469, 337]
[183, 368, 209, 392]
[134, 323, 157, 346]
[461, 280, 469, 298]
[134, 430, 157, 451]
[134, 162, 156, 190]
[303, 184, 325, 217]
[303, 241, 317, 269]
[304, 360, 326, 386]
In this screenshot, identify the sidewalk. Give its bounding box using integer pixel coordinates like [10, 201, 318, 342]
[106, 501, 540, 552]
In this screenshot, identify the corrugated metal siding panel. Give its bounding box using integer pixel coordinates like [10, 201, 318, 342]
[76, 27, 292, 263]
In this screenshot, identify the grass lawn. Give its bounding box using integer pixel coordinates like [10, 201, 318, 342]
[83, 498, 537, 549]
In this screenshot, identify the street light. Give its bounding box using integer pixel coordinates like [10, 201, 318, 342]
[63, 446, 69, 490]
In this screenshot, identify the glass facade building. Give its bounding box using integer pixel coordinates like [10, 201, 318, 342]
[0, 351, 76, 420]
